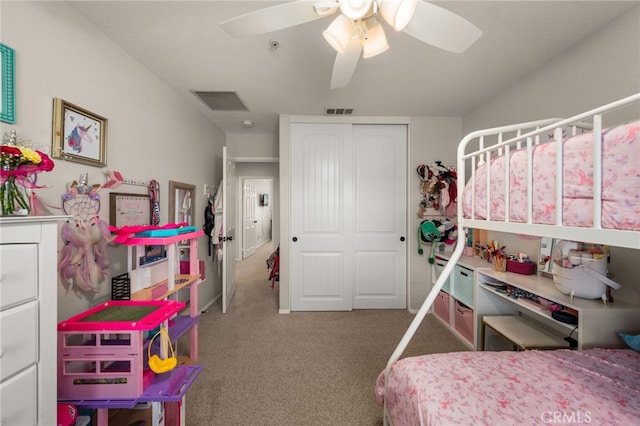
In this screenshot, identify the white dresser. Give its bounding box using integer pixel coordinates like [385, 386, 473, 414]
[1, 216, 64, 426]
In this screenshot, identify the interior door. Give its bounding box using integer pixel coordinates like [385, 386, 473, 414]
[352, 125, 407, 309]
[222, 147, 237, 313]
[290, 123, 354, 311]
[242, 181, 257, 259]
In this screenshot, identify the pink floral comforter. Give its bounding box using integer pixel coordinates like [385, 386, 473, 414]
[463, 120, 640, 230]
[376, 348, 640, 426]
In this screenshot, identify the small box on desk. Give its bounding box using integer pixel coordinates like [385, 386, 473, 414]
[506, 260, 536, 275]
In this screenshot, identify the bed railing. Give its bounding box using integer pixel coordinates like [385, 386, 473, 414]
[383, 119, 561, 385]
[384, 92, 640, 391]
[461, 92, 640, 249]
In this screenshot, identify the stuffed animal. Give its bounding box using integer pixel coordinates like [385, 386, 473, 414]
[433, 219, 458, 245]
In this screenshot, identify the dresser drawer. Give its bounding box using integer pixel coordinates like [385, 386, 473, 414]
[0, 244, 38, 310]
[0, 365, 37, 426]
[1, 301, 38, 381]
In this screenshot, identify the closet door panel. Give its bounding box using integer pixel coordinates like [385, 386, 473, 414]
[352, 125, 407, 309]
[290, 123, 354, 310]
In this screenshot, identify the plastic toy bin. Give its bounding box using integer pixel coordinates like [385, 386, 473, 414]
[57, 300, 184, 400]
[433, 290, 450, 325]
[454, 300, 474, 345]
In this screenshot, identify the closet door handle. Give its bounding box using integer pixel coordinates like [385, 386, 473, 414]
[292, 236, 298, 242]
[400, 236, 405, 242]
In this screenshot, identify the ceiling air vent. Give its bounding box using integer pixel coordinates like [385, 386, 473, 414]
[325, 107, 354, 116]
[193, 91, 248, 111]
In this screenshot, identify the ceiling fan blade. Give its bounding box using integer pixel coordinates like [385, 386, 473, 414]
[220, 0, 334, 38]
[330, 38, 363, 89]
[403, 1, 482, 54]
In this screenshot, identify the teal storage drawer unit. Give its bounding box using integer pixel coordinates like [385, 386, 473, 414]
[434, 256, 451, 293]
[454, 264, 474, 308]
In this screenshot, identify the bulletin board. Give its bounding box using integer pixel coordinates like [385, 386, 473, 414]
[109, 192, 151, 227]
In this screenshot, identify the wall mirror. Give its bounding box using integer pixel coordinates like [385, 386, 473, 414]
[538, 237, 556, 275]
[169, 180, 195, 226]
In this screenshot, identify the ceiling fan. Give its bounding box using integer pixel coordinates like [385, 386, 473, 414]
[220, 0, 482, 89]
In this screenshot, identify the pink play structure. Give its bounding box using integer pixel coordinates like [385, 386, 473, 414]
[57, 300, 184, 400]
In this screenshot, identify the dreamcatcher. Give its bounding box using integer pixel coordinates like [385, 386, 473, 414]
[58, 173, 111, 293]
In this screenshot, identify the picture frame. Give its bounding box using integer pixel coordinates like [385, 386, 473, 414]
[52, 98, 108, 167]
[0, 43, 15, 124]
[169, 180, 196, 248]
[169, 180, 196, 226]
[109, 192, 151, 228]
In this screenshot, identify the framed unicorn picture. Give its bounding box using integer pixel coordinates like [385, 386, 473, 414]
[52, 98, 108, 167]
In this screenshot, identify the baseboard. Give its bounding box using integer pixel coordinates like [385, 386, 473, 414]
[200, 293, 220, 313]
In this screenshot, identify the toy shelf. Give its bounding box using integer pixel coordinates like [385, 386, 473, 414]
[125, 230, 204, 294]
[63, 365, 202, 409]
[59, 229, 205, 426]
[131, 274, 200, 301]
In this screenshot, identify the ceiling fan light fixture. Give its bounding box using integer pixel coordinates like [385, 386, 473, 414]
[379, 0, 417, 31]
[339, 0, 374, 20]
[323, 14, 354, 53]
[313, 1, 339, 16]
[362, 21, 389, 58]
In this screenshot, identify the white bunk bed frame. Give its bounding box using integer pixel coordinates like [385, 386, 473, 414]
[383, 92, 640, 424]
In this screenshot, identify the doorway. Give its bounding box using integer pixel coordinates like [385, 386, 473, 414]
[240, 177, 274, 259]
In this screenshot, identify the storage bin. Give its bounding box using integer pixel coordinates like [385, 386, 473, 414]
[454, 265, 474, 308]
[506, 260, 536, 275]
[433, 257, 451, 293]
[454, 300, 474, 345]
[433, 291, 450, 324]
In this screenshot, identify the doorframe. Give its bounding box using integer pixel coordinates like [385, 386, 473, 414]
[237, 176, 275, 260]
[279, 115, 412, 314]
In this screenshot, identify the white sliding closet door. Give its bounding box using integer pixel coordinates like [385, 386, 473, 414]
[352, 125, 407, 309]
[290, 123, 407, 311]
[290, 124, 354, 311]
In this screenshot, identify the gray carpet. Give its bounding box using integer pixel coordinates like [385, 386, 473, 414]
[185, 243, 467, 425]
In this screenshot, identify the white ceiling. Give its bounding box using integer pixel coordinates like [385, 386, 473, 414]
[66, 1, 635, 136]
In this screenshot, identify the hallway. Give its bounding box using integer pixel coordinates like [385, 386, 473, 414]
[230, 240, 279, 312]
[235, 240, 274, 282]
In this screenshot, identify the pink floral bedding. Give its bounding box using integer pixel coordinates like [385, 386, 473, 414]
[462, 120, 640, 230]
[376, 348, 640, 426]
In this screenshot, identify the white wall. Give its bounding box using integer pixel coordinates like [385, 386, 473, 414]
[463, 5, 640, 133]
[226, 132, 278, 158]
[408, 117, 462, 311]
[462, 5, 640, 304]
[1, 2, 226, 320]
